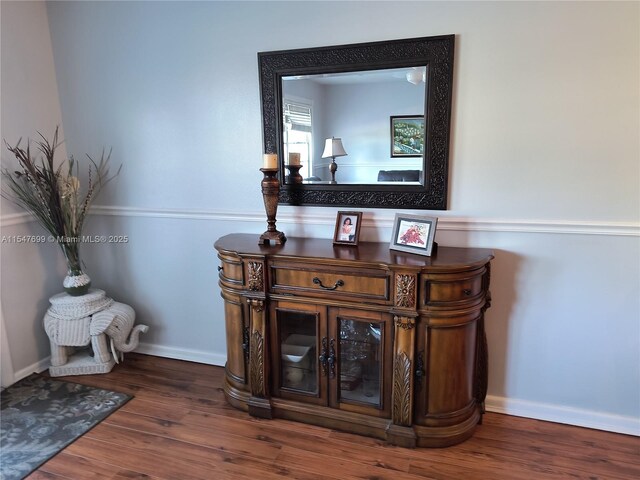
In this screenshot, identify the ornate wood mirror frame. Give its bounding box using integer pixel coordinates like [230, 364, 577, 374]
[258, 34, 454, 210]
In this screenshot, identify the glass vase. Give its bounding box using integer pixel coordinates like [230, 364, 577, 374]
[60, 241, 91, 296]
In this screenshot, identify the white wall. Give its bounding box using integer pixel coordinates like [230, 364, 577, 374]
[324, 81, 424, 182]
[0, 0, 68, 382]
[2, 1, 637, 434]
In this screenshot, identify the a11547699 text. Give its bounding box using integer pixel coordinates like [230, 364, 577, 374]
[1, 235, 129, 244]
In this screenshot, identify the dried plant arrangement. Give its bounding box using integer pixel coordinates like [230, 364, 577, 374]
[2, 127, 120, 295]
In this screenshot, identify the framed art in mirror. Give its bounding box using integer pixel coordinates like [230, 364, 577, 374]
[258, 34, 455, 210]
[390, 115, 424, 158]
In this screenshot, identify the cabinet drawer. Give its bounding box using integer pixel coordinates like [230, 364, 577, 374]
[423, 270, 484, 305]
[270, 262, 390, 304]
[217, 252, 244, 287]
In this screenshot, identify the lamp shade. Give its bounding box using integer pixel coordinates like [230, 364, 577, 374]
[406, 69, 422, 85]
[406, 67, 426, 85]
[321, 137, 348, 158]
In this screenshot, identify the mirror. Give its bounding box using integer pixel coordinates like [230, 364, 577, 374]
[258, 35, 454, 209]
[282, 68, 426, 185]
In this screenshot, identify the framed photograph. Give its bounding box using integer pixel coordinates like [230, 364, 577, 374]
[390, 115, 425, 158]
[333, 211, 363, 246]
[389, 214, 438, 256]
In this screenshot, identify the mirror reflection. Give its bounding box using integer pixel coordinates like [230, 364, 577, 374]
[282, 67, 427, 185]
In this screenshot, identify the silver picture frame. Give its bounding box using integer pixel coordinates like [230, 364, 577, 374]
[389, 214, 438, 256]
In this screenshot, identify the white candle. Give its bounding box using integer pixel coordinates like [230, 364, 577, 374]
[263, 154, 278, 169]
[288, 152, 301, 166]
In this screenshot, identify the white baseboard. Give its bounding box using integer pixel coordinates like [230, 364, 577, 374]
[8, 344, 224, 385]
[485, 395, 640, 437]
[8, 348, 638, 436]
[9, 344, 224, 385]
[134, 342, 226, 366]
[134, 344, 639, 436]
[13, 356, 51, 382]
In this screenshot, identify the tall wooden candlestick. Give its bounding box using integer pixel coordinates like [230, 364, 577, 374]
[259, 168, 286, 245]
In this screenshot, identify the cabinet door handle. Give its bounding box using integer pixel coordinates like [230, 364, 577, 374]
[242, 326, 249, 359]
[327, 338, 336, 379]
[415, 351, 425, 387]
[313, 277, 345, 291]
[319, 337, 328, 376]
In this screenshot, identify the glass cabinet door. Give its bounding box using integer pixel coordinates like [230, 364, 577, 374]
[329, 308, 392, 417]
[270, 301, 327, 404]
[339, 319, 382, 405]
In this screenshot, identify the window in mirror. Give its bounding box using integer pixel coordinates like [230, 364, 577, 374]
[283, 99, 313, 179]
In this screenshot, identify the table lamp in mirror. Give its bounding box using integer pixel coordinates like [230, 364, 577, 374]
[322, 137, 348, 184]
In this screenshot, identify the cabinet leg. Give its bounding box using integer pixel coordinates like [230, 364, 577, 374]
[247, 396, 273, 419]
[386, 423, 417, 448]
[475, 312, 489, 424]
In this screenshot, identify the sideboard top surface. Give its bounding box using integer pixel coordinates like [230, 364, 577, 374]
[215, 234, 493, 270]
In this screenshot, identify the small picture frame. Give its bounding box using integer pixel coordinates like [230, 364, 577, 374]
[389, 214, 438, 256]
[333, 211, 363, 246]
[390, 115, 425, 157]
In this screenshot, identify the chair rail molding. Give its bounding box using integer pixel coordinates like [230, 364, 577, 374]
[0, 212, 33, 228]
[2, 206, 638, 237]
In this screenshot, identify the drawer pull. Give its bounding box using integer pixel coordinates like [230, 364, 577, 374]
[463, 289, 472, 296]
[313, 277, 344, 291]
[218, 266, 223, 272]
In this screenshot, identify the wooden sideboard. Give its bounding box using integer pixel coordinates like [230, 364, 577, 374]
[215, 233, 493, 447]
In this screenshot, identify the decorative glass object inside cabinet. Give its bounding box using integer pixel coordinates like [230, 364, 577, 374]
[278, 310, 318, 394]
[339, 319, 382, 406]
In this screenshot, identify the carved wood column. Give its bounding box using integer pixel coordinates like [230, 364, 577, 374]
[248, 299, 266, 398]
[387, 272, 419, 447]
[246, 297, 271, 418]
[392, 315, 416, 427]
[245, 258, 272, 418]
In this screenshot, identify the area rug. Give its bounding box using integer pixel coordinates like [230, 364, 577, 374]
[1, 374, 131, 480]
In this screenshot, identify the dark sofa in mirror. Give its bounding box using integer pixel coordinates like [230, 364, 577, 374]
[258, 34, 455, 209]
[377, 170, 421, 182]
[301, 170, 421, 185]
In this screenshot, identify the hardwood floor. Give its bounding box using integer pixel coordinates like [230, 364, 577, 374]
[28, 354, 639, 480]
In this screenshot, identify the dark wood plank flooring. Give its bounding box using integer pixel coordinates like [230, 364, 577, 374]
[28, 354, 640, 480]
